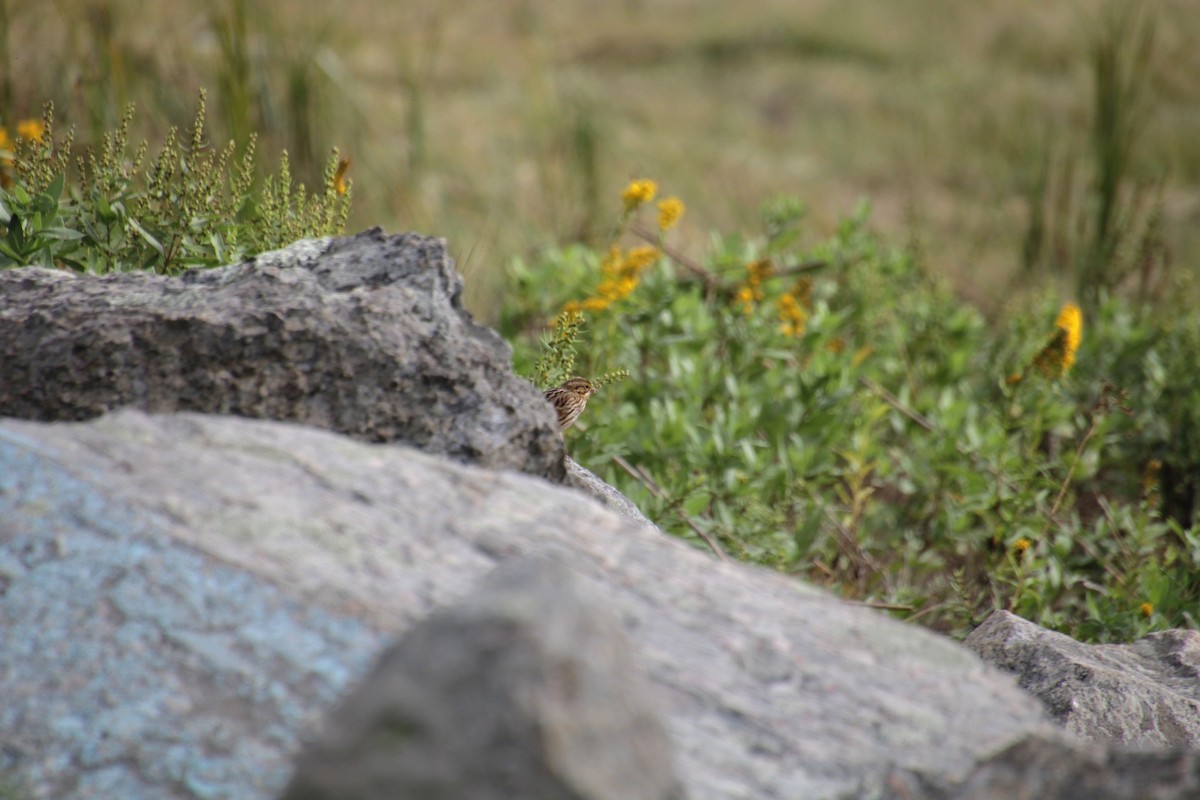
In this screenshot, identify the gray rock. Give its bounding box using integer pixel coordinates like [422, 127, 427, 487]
[885, 735, 1200, 800]
[564, 456, 656, 528]
[282, 557, 682, 800]
[964, 610, 1200, 748]
[0, 230, 564, 478]
[0, 410, 1057, 800]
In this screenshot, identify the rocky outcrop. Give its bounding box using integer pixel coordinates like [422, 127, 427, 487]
[0, 230, 563, 478]
[0, 410, 1058, 800]
[964, 609, 1200, 748]
[281, 557, 683, 800]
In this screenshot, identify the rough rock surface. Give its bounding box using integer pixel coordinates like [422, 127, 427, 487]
[0, 410, 1058, 800]
[964, 610, 1200, 748]
[885, 735, 1200, 800]
[282, 557, 683, 800]
[0, 230, 563, 478]
[564, 456, 655, 528]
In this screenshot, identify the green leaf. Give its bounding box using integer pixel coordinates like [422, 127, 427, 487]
[38, 227, 86, 241]
[126, 218, 165, 258]
[45, 173, 66, 203]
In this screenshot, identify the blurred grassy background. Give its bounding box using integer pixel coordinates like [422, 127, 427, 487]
[3, 0, 1197, 319]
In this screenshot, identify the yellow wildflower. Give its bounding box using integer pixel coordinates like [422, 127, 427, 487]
[0, 127, 10, 151]
[1033, 302, 1083, 379]
[621, 178, 657, 211]
[1056, 302, 1082, 371]
[777, 292, 807, 337]
[1013, 537, 1032, 554]
[1140, 602, 1154, 618]
[582, 297, 610, 312]
[17, 118, 45, 142]
[562, 300, 583, 314]
[624, 245, 659, 273]
[657, 196, 684, 231]
[333, 157, 351, 196]
[1005, 372, 1023, 386]
[736, 285, 757, 315]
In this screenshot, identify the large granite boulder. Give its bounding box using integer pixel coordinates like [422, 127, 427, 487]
[964, 609, 1200, 748]
[0, 409, 1058, 800]
[0, 230, 563, 478]
[281, 557, 683, 800]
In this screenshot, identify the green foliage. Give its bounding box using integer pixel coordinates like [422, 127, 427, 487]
[505, 195, 1200, 643]
[0, 92, 351, 274]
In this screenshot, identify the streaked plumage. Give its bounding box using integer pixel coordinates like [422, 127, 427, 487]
[543, 377, 598, 431]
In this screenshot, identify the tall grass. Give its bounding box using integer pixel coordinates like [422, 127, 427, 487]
[1018, 2, 1168, 310]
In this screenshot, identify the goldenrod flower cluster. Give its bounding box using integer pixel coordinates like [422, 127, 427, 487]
[563, 244, 660, 315]
[777, 277, 812, 337]
[657, 196, 684, 231]
[1032, 302, 1084, 380]
[333, 157, 351, 196]
[1055, 303, 1083, 371]
[561, 180, 681, 316]
[0, 118, 46, 183]
[736, 258, 772, 314]
[621, 178, 657, 211]
[16, 119, 45, 142]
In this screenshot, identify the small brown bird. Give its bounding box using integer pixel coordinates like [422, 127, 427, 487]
[543, 377, 598, 431]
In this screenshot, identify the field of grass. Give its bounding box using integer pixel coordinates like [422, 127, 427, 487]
[5, 0, 1198, 317]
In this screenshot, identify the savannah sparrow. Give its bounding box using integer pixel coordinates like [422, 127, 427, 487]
[543, 377, 598, 431]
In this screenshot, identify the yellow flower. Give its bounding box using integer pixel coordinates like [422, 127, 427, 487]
[1033, 302, 1083, 379]
[1055, 302, 1082, 371]
[657, 196, 684, 231]
[0, 127, 10, 151]
[16, 118, 45, 142]
[1140, 602, 1154, 618]
[582, 297, 610, 312]
[1005, 372, 1023, 386]
[1013, 537, 1032, 554]
[736, 285, 757, 315]
[562, 300, 583, 314]
[623, 245, 659, 273]
[777, 292, 807, 337]
[621, 178, 657, 211]
[333, 157, 351, 196]
[746, 258, 772, 287]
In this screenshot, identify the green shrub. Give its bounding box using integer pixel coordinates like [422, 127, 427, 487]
[0, 91, 351, 274]
[505, 182, 1200, 642]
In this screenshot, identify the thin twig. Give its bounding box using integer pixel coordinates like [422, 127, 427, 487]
[841, 599, 915, 612]
[611, 453, 731, 562]
[1050, 417, 1099, 518]
[858, 376, 935, 432]
[631, 222, 829, 289]
[630, 223, 720, 291]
